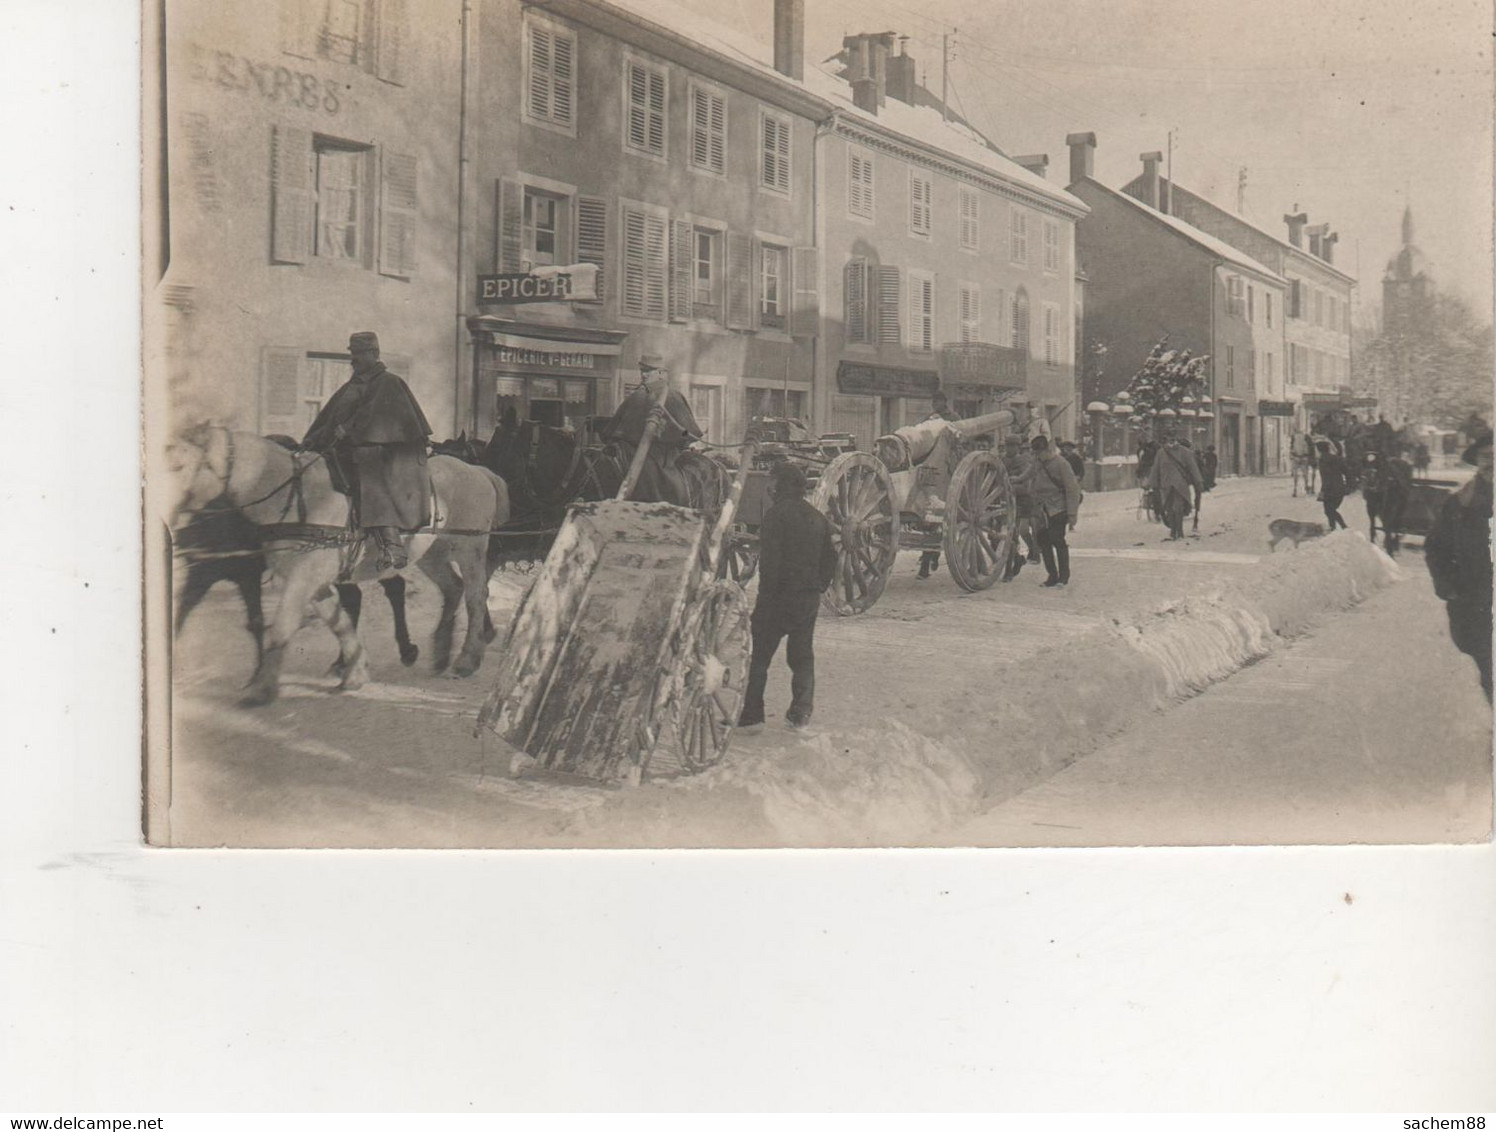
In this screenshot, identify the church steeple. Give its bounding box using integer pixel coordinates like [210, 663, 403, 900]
[1401, 202, 1415, 248]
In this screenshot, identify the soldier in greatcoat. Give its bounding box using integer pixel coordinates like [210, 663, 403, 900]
[303, 331, 432, 571]
[602, 354, 702, 504]
[1148, 432, 1203, 541]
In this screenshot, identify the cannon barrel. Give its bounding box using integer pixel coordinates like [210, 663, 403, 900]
[876, 408, 1023, 468]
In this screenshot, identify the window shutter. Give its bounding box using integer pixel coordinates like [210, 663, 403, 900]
[280, 0, 319, 59]
[551, 31, 574, 127]
[270, 125, 314, 264]
[691, 89, 709, 169]
[749, 237, 762, 329]
[791, 246, 818, 338]
[576, 196, 607, 298]
[375, 0, 406, 85]
[725, 232, 754, 330]
[907, 275, 932, 351]
[669, 219, 692, 322]
[709, 93, 725, 173]
[876, 265, 902, 345]
[649, 70, 666, 154]
[261, 346, 306, 435]
[627, 64, 649, 150]
[529, 26, 552, 120]
[644, 212, 668, 319]
[378, 150, 418, 278]
[623, 207, 647, 316]
[496, 178, 523, 271]
[844, 259, 866, 342]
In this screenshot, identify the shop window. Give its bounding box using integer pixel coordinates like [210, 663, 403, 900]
[745, 386, 806, 424]
[690, 383, 724, 440]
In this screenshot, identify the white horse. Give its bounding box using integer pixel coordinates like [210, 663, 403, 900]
[167, 426, 509, 705]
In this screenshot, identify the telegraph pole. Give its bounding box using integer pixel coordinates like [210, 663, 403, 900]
[1165, 128, 1176, 214]
[941, 29, 956, 123]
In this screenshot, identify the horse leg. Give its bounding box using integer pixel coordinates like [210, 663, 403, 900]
[241, 567, 321, 708]
[325, 583, 363, 679]
[312, 585, 369, 692]
[233, 557, 268, 669]
[451, 541, 492, 678]
[381, 575, 420, 666]
[174, 561, 219, 637]
[416, 549, 462, 673]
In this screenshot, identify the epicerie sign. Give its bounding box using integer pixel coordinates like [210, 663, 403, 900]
[479, 273, 576, 304]
[494, 347, 595, 369]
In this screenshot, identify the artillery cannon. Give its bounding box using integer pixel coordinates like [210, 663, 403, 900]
[813, 406, 1028, 614]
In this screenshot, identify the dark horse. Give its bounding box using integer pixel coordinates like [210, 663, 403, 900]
[1359, 452, 1413, 556]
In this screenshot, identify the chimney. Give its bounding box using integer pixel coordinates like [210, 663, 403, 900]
[1013, 154, 1049, 179]
[843, 34, 877, 114]
[773, 0, 804, 81]
[870, 32, 894, 107]
[1323, 231, 1339, 264]
[1138, 150, 1163, 209]
[1283, 211, 1308, 247]
[1306, 222, 1329, 258]
[886, 35, 916, 105]
[1066, 131, 1097, 186]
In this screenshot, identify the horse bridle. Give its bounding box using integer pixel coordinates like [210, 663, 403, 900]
[175, 425, 236, 509]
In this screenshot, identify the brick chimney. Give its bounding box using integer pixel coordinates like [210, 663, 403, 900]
[1283, 211, 1308, 247]
[773, 0, 804, 81]
[843, 32, 895, 113]
[1013, 153, 1049, 179]
[1066, 132, 1097, 186]
[1323, 231, 1339, 264]
[1138, 151, 1163, 209]
[886, 35, 916, 105]
[1306, 222, 1329, 258]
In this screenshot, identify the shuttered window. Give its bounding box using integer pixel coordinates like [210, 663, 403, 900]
[761, 110, 791, 194]
[725, 232, 755, 330]
[624, 59, 667, 158]
[377, 150, 418, 277]
[844, 258, 868, 343]
[314, 141, 369, 262]
[909, 170, 932, 238]
[282, 0, 403, 83]
[959, 186, 979, 250]
[908, 272, 933, 352]
[1009, 207, 1028, 265]
[1043, 302, 1060, 365]
[760, 244, 787, 328]
[690, 85, 726, 175]
[875, 265, 902, 345]
[959, 284, 980, 344]
[848, 147, 874, 219]
[621, 202, 668, 320]
[525, 19, 577, 133]
[1011, 288, 1031, 354]
[271, 124, 314, 264]
[575, 196, 607, 300]
[1043, 218, 1060, 272]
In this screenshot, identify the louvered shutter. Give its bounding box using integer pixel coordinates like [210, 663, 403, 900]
[669, 219, 692, 322]
[644, 212, 668, 319]
[529, 26, 552, 120]
[726, 232, 755, 330]
[907, 275, 932, 351]
[576, 196, 607, 299]
[876, 265, 902, 345]
[623, 206, 647, 316]
[844, 260, 866, 342]
[749, 238, 763, 329]
[791, 246, 819, 338]
[376, 0, 406, 85]
[271, 125, 314, 264]
[496, 178, 523, 271]
[261, 347, 306, 435]
[551, 31, 574, 127]
[627, 64, 648, 150]
[691, 89, 709, 169]
[648, 70, 666, 154]
[378, 150, 418, 277]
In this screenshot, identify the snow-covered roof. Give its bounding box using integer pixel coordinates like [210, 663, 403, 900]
[586, 0, 1085, 215]
[1089, 180, 1286, 285]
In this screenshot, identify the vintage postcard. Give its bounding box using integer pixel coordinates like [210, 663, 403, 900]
[144, 0, 1493, 848]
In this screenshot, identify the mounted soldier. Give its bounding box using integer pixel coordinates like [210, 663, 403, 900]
[302, 331, 433, 571]
[602, 354, 703, 504]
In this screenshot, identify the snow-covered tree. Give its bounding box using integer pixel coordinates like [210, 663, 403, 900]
[1118, 338, 1210, 419]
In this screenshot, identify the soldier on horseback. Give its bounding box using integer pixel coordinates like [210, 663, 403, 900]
[602, 354, 703, 504]
[302, 331, 432, 571]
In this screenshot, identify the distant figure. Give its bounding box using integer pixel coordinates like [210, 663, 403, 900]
[738, 463, 838, 734]
[1200, 445, 1219, 491]
[602, 354, 702, 503]
[917, 392, 951, 579]
[1000, 435, 1039, 578]
[1425, 431, 1493, 701]
[1148, 432, 1203, 541]
[1059, 439, 1085, 482]
[1136, 438, 1159, 484]
[302, 331, 432, 571]
[1316, 441, 1349, 531]
[1024, 435, 1082, 587]
[1413, 442, 1431, 477]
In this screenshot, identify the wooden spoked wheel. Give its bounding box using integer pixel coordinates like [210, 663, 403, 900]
[943, 450, 1016, 592]
[811, 452, 899, 615]
[673, 581, 752, 773]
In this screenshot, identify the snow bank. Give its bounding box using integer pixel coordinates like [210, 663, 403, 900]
[564, 532, 1403, 847]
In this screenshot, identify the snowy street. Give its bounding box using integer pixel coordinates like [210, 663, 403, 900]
[163, 472, 1490, 848]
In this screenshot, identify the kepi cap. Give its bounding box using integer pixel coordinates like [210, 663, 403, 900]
[638, 353, 666, 373]
[349, 331, 380, 352]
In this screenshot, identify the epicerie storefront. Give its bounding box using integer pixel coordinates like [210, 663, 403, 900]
[467, 316, 629, 438]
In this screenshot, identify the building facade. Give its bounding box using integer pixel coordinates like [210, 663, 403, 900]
[153, 0, 466, 438]
[1068, 137, 1286, 476]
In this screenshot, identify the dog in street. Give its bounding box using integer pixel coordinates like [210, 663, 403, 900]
[1267, 518, 1328, 551]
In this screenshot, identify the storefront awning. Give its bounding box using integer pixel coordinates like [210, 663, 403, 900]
[837, 361, 939, 398]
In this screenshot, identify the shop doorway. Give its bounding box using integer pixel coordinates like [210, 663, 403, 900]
[493, 374, 594, 434]
[1220, 413, 1241, 476]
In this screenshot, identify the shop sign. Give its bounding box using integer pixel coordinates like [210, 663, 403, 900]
[937, 342, 1027, 390]
[836, 361, 939, 398]
[1256, 400, 1296, 416]
[493, 346, 595, 370]
[478, 264, 601, 305]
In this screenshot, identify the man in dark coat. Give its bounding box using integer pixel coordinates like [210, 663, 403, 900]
[1315, 441, 1349, 531]
[1426, 430, 1493, 701]
[1200, 445, 1219, 491]
[1148, 432, 1203, 541]
[602, 354, 702, 504]
[303, 331, 432, 571]
[738, 463, 838, 734]
[1059, 439, 1085, 481]
[1024, 434, 1083, 586]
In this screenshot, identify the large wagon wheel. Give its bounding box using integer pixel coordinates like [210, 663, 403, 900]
[943, 450, 1016, 592]
[672, 581, 752, 773]
[811, 452, 899, 615]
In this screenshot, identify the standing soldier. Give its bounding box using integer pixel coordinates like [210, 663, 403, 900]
[916, 391, 952, 579]
[1426, 430, 1493, 701]
[302, 331, 432, 571]
[1025, 435, 1082, 587]
[1149, 431, 1203, 541]
[737, 463, 838, 734]
[602, 354, 702, 504]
